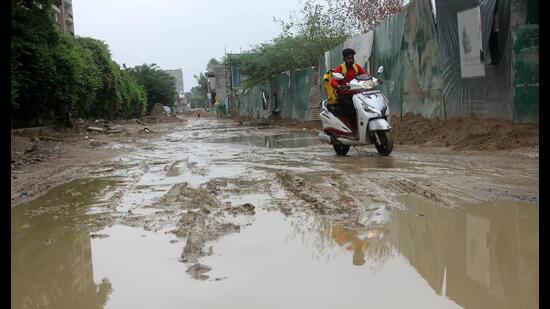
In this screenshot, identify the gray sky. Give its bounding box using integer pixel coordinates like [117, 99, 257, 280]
[72, 0, 305, 91]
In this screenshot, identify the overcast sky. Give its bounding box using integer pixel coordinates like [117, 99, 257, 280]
[72, 0, 305, 91]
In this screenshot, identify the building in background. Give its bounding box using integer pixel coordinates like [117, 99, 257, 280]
[52, 0, 74, 36]
[213, 64, 229, 103]
[163, 69, 185, 113]
[203, 64, 231, 111]
[163, 69, 184, 96]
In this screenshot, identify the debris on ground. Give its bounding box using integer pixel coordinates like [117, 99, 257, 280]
[87, 126, 105, 133]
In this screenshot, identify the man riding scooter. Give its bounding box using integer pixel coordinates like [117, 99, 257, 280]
[330, 48, 383, 136]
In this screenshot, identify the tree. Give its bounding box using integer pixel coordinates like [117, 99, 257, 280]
[188, 86, 207, 108]
[11, 0, 148, 126]
[226, 0, 352, 88]
[119, 69, 148, 118]
[346, 0, 407, 33]
[126, 64, 176, 112]
[187, 73, 208, 108]
[11, 0, 66, 124]
[206, 58, 220, 71]
[274, 0, 357, 39]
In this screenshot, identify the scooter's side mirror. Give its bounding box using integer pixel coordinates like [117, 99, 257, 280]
[377, 66, 384, 75]
[332, 72, 345, 80]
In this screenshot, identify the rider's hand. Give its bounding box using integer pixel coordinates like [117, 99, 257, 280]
[378, 79, 384, 85]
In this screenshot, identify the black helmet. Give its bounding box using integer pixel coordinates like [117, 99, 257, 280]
[342, 48, 356, 57]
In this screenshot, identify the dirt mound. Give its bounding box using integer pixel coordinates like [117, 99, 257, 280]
[150, 103, 168, 117]
[146, 103, 182, 123]
[391, 113, 539, 151]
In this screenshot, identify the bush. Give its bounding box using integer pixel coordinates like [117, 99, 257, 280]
[11, 1, 149, 127]
[125, 64, 177, 113]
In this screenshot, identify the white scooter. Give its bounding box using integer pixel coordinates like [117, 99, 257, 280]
[318, 66, 393, 156]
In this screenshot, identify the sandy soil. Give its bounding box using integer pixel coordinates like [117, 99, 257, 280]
[236, 113, 539, 151]
[11, 115, 538, 284]
[11, 114, 187, 206]
[391, 113, 539, 150]
[11, 113, 538, 208]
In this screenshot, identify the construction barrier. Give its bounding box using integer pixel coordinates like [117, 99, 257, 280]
[235, 67, 314, 121]
[512, 25, 538, 123]
[231, 0, 537, 123]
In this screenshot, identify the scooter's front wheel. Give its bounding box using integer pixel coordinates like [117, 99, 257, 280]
[374, 130, 393, 156]
[333, 144, 350, 156]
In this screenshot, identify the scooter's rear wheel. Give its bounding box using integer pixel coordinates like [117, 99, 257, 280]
[333, 144, 350, 156]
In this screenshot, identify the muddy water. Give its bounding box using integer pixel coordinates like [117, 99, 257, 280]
[11, 118, 538, 309]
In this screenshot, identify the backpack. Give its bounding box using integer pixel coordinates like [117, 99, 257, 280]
[323, 70, 339, 105]
[322, 63, 360, 105]
[341, 63, 360, 76]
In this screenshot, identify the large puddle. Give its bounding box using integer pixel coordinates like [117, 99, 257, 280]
[11, 119, 538, 308]
[209, 132, 321, 148]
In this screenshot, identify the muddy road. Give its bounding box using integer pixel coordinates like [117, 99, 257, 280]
[11, 118, 538, 309]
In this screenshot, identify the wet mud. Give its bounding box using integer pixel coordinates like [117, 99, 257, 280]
[11, 118, 538, 309]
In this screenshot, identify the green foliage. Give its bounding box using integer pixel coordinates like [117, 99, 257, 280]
[227, 35, 346, 88]
[206, 58, 220, 71]
[126, 64, 177, 112]
[120, 70, 148, 118]
[186, 73, 209, 108]
[225, 0, 351, 88]
[221, 0, 406, 89]
[12, 0, 64, 123]
[188, 85, 207, 108]
[214, 101, 227, 117]
[11, 0, 150, 127]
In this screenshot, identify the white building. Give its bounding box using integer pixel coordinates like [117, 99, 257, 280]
[52, 0, 74, 36]
[163, 69, 184, 96]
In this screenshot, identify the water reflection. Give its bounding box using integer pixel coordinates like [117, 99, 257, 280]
[11, 179, 115, 309]
[326, 196, 538, 309]
[209, 132, 320, 148]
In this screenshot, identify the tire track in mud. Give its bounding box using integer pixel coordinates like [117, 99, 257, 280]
[377, 178, 458, 209]
[273, 166, 466, 218]
[274, 170, 406, 214]
[121, 179, 256, 280]
[273, 170, 400, 230]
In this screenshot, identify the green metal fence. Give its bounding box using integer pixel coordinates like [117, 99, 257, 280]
[512, 25, 538, 123]
[372, 10, 406, 117]
[400, 0, 444, 118]
[235, 0, 537, 123]
[236, 68, 313, 121]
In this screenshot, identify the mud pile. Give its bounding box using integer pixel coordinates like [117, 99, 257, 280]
[147, 103, 183, 123]
[233, 113, 539, 151]
[391, 113, 539, 151]
[139, 180, 256, 280]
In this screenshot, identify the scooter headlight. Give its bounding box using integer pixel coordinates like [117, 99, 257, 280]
[361, 80, 375, 90]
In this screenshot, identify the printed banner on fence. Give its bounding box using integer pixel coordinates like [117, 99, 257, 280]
[457, 6, 485, 78]
[343, 31, 374, 71]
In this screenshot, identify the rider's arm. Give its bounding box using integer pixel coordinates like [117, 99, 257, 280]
[358, 65, 367, 75]
[330, 66, 343, 89]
